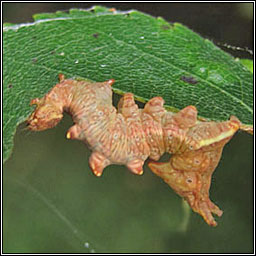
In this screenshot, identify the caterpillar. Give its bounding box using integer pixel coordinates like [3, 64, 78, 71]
[28, 74, 243, 227]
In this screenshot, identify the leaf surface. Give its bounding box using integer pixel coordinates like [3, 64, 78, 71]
[237, 58, 253, 73]
[3, 7, 253, 163]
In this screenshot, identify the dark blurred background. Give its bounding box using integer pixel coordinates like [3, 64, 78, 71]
[3, 2, 253, 58]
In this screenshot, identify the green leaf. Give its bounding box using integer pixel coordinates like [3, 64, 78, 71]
[3, 7, 253, 162]
[236, 58, 253, 73]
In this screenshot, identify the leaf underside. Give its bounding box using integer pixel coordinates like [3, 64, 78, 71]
[3, 6, 253, 162]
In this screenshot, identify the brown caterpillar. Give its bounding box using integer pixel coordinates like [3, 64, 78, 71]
[28, 74, 244, 226]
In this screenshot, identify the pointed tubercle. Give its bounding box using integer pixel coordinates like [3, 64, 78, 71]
[30, 98, 40, 106]
[89, 152, 110, 177]
[127, 159, 144, 175]
[58, 73, 65, 82]
[66, 131, 71, 139]
[106, 79, 115, 86]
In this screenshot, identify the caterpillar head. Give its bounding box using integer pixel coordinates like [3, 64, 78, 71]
[28, 97, 63, 131]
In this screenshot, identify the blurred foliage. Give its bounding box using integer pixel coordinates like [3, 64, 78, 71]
[3, 114, 253, 253]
